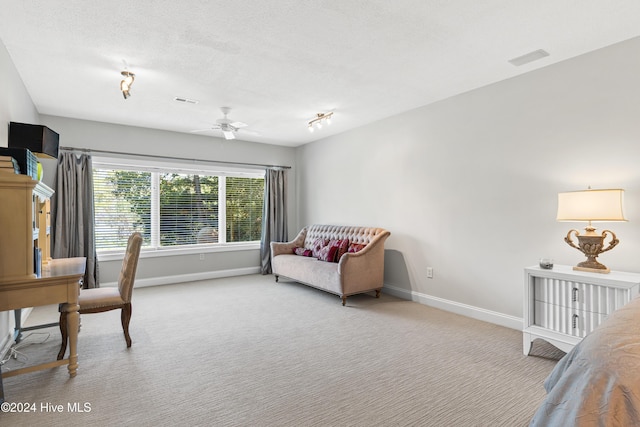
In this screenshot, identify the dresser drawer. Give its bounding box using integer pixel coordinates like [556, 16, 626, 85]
[533, 301, 607, 338]
[533, 277, 629, 314]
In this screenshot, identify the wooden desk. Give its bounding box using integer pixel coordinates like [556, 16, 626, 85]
[0, 257, 85, 379]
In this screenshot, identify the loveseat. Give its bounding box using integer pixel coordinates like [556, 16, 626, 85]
[270, 224, 390, 305]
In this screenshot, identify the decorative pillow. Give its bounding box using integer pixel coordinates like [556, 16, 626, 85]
[335, 239, 349, 262]
[293, 247, 313, 257]
[317, 243, 338, 262]
[311, 238, 329, 258]
[347, 243, 366, 253]
[316, 239, 351, 263]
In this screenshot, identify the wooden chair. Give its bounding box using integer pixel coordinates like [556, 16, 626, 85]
[58, 232, 143, 360]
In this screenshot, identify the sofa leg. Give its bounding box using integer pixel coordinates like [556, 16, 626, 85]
[275, 275, 279, 283]
[375, 289, 381, 298]
[341, 296, 347, 306]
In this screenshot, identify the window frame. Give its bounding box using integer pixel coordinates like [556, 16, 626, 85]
[92, 155, 265, 261]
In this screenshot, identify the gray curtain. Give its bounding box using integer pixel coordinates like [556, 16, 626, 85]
[260, 168, 288, 274]
[52, 151, 99, 288]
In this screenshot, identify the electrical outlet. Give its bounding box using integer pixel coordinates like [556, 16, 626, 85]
[427, 267, 433, 278]
[199, 253, 205, 261]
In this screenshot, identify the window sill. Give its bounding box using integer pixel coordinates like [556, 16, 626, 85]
[97, 242, 260, 262]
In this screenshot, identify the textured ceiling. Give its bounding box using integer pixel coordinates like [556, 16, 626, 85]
[1, 1, 640, 147]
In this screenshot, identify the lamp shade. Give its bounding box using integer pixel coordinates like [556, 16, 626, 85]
[8, 122, 59, 159]
[557, 189, 627, 222]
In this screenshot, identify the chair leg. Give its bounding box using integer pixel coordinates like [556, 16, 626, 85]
[121, 303, 132, 347]
[57, 312, 68, 360]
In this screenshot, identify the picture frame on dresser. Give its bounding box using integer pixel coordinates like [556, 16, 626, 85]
[523, 264, 640, 355]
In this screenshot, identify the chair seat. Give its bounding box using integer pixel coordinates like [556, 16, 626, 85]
[79, 287, 125, 311]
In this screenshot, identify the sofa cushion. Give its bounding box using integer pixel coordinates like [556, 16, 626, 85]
[335, 239, 349, 261]
[348, 242, 366, 253]
[311, 238, 329, 258]
[293, 247, 313, 257]
[317, 243, 338, 262]
[317, 239, 350, 263]
[272, 254, 342, 295]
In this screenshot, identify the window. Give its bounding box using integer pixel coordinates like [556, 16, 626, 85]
[93, 157, 264, 254]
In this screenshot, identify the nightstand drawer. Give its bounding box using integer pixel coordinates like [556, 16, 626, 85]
[533, 277, 629, 314]
[533, 301, 608, 338]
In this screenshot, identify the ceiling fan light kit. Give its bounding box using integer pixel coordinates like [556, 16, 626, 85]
[308, 112, 333, 132]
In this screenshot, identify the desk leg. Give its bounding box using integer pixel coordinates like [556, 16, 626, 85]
[65, 303, 79, 377]
[13, 309, 23, 344]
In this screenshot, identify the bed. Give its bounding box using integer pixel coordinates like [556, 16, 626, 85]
[530, 295, 640, 426]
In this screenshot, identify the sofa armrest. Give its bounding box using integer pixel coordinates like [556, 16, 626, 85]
[271, 227, 307, 258]
[338, 230, 391, 294]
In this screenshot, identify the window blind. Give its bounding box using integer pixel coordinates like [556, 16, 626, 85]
[93, 161, 264, 251]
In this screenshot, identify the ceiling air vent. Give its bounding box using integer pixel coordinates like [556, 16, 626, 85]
[174, 97, 199, 104]
[508, 49, 550, 67]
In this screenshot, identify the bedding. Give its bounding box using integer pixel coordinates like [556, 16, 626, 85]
[530, 296, 640, 426]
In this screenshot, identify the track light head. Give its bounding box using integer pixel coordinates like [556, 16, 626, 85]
[120, 70, 135, 99]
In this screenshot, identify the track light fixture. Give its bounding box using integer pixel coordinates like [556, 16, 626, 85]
[308, 112, 333, 132]
[120, 71, 135, 99]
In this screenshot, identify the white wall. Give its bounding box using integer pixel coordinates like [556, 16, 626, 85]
[39, 115, 298, 285]
[296, 36, 640, 326]
[0, 39, 41, 354]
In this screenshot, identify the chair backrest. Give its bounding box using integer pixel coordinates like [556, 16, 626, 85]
[118, 232, 143, 303]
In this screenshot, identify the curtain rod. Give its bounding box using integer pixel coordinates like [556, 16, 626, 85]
[59, 146, 292, 170]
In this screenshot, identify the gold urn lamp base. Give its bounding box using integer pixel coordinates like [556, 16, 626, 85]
[564, 226, 618, 274]
[557, 188, 626, 274]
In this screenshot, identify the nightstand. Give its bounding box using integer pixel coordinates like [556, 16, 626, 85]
[523, 265, 640, 355]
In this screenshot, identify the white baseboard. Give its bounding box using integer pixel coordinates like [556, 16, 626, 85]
[383, 284, 523, 331]
[100, 267, 262, 288]
[98, 272, 523, 331]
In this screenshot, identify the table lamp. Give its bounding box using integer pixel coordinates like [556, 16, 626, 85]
[556, 188, 626, 273]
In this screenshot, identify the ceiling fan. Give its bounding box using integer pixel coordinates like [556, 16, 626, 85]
[191, 107, 248, 140]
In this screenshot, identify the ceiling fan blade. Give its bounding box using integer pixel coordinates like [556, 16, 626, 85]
[222, 130, 235, 140]
[191, 124, 222, 133]
[230, 121, 247, 128]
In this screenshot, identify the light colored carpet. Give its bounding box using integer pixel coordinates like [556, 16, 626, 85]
[1, 274, 563, 426]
